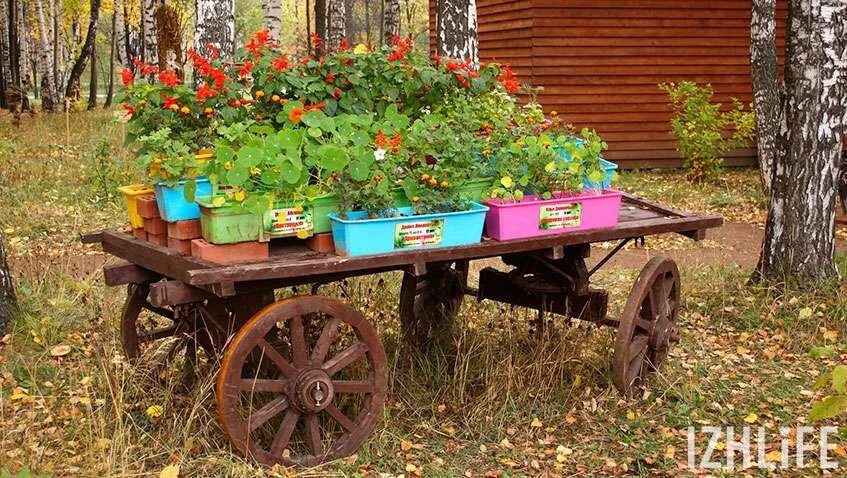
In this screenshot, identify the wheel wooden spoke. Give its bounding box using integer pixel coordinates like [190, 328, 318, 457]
[635, 318, 654, 334]
[164, 337, 189, 363]
[310, 317, 341, 364]
[248, 396, 289, 433]
[325, 404, 356, 432]
[269, 410, 300, 457]
[629, 335, 649, 361]
[137, 325, 178, 344]
[289, 316, 309, 368]
[332, 380, 372, 394]
[238, 378, 289, 393]
[257, 338, 299, 378]
[303, 414, 324, 457]
[322, 342, 368, 376]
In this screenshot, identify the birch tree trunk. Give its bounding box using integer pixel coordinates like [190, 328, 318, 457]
[114, 0, 127, 67]
[195, 0, 235, 60]
[87, 37, 97, 110]
[34, 0, 57, 112]
[142, 0, 158, 66]
[435, 0, 478, 65]
[64, 0, 102, 101]
[0, 233, 17, 336]
[52, 0, 63, 100]
[17, 0, 30, 93]
[262, 0, 282, 44]
[326, 0, 346, 51]
[382, 0, 400, 44]
[752, 0, 847, 284]
[104, 10, 116, 107]
[1, 0, 10, 108]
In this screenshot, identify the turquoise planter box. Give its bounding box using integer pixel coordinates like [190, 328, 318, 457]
[329, 202, 489, 257]
[553, 141, 618, 190]
[155, 178, 212, 222]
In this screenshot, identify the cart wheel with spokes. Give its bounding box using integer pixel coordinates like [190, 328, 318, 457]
[398, 260, 468, 351]
[612, 256, 680, 395]
[216, 296, 388, 467]
[121, 283, 233, 379]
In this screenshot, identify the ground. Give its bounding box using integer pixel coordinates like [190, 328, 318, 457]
[1, 110, 846, 477]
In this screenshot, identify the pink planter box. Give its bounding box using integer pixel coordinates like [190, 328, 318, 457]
[483, 189, 624, 241]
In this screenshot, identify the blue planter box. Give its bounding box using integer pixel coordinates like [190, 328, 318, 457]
[155, 178, 212, 222]
[329, 202, 489, 257]
[553, 142, 618, 190]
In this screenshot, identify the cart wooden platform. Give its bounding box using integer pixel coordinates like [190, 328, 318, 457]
[82, 193, 723, 467]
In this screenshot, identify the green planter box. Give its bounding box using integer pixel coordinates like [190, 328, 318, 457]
[197, 198, 262, 244]
[462, 178, 493, 202]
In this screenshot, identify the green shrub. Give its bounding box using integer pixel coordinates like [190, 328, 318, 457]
[659, 81, 755, 182]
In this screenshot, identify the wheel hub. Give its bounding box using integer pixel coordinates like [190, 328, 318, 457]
[289, 369, 335, 414]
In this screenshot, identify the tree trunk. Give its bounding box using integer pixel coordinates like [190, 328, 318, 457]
[314, 0, 326, 54]
[87, 38, 97, 110]
[750, 0, 777, 195]
[382, 0, 400, 44]
[34, 0, 57, 112]
[18, 0, 31, 93]
[64, 0, 101, 102]
[262, 0, 282, 44]
[155, 4, 183, 74]
[326, 0, 346, 51]
[53, 0, 63, 100]
[104, 10, 116, 107]
[141, 0, 158, 66]
[752, 0, 847, 284]
[364, 0, 372, 46]
[0, 233, 17, 337]
[114, 0, 127, 67]
[435, 0, 478, 65]
[195, 0, 235, 60]
[1, 0, 10, 108]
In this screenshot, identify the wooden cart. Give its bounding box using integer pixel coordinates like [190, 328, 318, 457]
[82, 193, 722, 467]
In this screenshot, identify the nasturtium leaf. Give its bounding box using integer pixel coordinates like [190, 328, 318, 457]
[349, 159, 370, 181]
[226, 166, 250, 186]
[238, 146, 264, 167]
[276, 129, 303, 151]
[316, 144, 348, 172]
[214, 144, 235, 163]
[302, 109, 328, 128]
[282, 161, 303, 184]
[307, 127, 323, 138]
[183, 180, 197, 202]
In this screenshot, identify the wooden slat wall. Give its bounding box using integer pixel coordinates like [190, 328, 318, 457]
[429, 0, 787, 169]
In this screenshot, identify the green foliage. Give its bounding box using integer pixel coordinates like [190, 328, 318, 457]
[84, 139, 130, 204]
[135, 127, 201, 186]
[811, 365, 847, 420]
[659, 81, 756, 182]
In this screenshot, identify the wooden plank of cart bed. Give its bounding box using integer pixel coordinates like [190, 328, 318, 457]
[187, 214, 723, 286]
[100, 231, 217, 284]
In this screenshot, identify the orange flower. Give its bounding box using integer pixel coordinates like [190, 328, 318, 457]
[289, 107, 305, 123]
[375, 129, 389, 148]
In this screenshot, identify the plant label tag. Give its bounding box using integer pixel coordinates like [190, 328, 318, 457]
[394, 219, 444, 249]
[539, 203, 582, 230]
[266, 207, 314, 235]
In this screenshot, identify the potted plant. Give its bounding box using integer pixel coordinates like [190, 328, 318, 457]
[329, 119, 488, 257]
[483, 130, 623, 241]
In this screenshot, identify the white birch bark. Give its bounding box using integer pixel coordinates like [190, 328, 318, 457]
[195, 0, 235, 60]
[142, 0, 158, 66]
[435, 0, 478, 66]
[114, 0, 128, 67]
[262, 0, 282, 44]
[18, 0, 30, 92]
[382, 0, 400, 44]
[52, 0, 64, 99]
[326, 0, 346, 51]
[34, 0, 57, 111]
[0, 0, 10, 98]
[753, 0, 847, 282]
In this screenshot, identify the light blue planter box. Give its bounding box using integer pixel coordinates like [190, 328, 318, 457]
[329, 202, 489, 257]
[553, 143, 618, 190]
[154, 178, 212, 222]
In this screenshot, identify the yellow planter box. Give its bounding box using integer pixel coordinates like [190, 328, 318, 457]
[118, 184, 154, 228]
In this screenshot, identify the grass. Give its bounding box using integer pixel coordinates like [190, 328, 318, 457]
[1, 110, 846, 476]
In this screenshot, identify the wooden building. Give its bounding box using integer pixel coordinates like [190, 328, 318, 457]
[429, 0, 787, 168]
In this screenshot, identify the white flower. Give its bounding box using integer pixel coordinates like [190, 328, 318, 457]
[374, 148, 387, 161]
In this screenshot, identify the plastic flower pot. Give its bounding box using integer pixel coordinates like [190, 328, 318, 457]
[553, 143, 619, 190]
[329, 202, 489, 257]
[118, 184, 154, 229]
[196, 197, 261, 244]
[310, 194, 341, 234]
[483, 189, 623, 241]
[260, 201, 316, 241]
[461, 178, 493, 202]
[154, 178, 213, 222]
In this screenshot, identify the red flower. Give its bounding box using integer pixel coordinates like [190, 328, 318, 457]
[445, 61, 461, 72]
[162, 94, 179, 109]
[497, 64, 520, 94]
[333, 87, 342, 98]
[310, 33, 323, 52]
[246, 29, 270, 57]
[375, 129, 389, 148]
[122, 103, 136, 118]
[208, 68, 227, 90]
[238, 61, 255, 78]
[387, 37, 413, 62]
[305, 102, 326, 111]
[326, 72, 336, 83]
[390, 132, 402, 152]
[272, 54, 290, 72]
[433, 55, 442, 65]
[133, 57, 158, 76]
[289, 107, 305, 123]
[196, 83, 218, 101]
[206, 43, 220, 60]
[120, 68, 134, 87]
[158, 69, 180, 87]
[339, 39, 349, 50]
